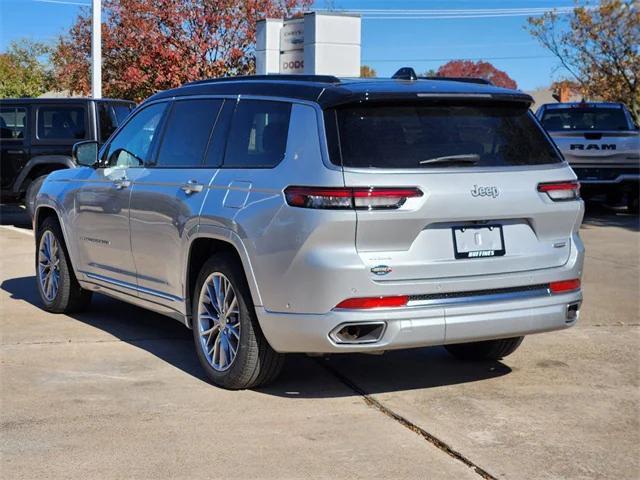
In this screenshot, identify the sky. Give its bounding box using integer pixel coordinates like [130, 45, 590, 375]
[0, 0, 586, 91]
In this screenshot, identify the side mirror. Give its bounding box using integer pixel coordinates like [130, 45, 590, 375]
[72, 140, 99, 167]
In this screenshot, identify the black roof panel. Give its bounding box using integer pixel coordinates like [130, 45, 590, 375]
[144, 75, 533, 108]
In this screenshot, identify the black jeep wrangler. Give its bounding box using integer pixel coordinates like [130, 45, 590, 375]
[1, 98, 134, 217]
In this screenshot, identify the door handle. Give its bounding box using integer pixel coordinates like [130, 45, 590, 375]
[113, 177, 131, 190]
[180, 179, 204, 195]
[7, 149, 24, 155]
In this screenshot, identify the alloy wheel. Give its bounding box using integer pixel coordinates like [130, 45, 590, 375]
[38, 230, 60, 302]
[197, 272, 241, 371]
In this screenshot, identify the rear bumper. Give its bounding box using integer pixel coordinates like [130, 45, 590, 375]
[257, 230, 584, 353]
[257, 289, 582, 353]
[572, 167, 640, 186]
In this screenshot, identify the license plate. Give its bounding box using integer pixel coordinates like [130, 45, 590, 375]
[452, 225, 505, 259]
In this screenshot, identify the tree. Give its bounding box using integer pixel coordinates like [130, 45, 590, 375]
[421, 69, 438, 77]
[52, 0, 312, 102]
[436, 60, 517, 89]
[0, 40, 53, 98]
[527, 0, 639, 118]
[360, 65, 376, 78]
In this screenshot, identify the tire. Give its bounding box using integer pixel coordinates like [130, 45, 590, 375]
[36, 217, 92, 313]
[192, 253, 284, 389]
[445, 337, 524, 361]
[25, 175, 48, 221]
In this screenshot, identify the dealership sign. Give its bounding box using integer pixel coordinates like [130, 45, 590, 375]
[279, 19, 304, 73]
[256, 13, 361, 77]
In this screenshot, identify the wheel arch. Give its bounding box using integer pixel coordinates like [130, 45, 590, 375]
[33, 202, 81, 278]
[185, 230, 263, 328]
[13, 155, 75, 194]
[34, 205, 60, 234]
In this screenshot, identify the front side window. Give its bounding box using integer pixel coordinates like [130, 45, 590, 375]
[540, 107, 630, 131]
[37, 106, 86, 140]
[105, 103, 166, 168]
[331, 102, 562, 168]
[224, 100, 291, 168]
[156, 99, 222, 167]
[0, 107, 26, 139]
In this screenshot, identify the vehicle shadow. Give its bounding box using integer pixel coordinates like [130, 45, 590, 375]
[581, 201, 639, 232]
[0, 204, 32, 229]
[1, 275, 511, 398]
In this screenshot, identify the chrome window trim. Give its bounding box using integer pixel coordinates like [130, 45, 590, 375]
[143, 93, 339, 172]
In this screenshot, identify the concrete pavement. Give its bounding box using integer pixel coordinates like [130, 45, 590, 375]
[1, 204, 638, 479]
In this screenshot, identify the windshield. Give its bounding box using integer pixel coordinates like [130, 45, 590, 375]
[540, 107, 629, 131]
[330, 102, 561, 169]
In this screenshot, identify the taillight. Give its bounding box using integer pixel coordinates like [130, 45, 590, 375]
[284, 186, 423, 210]
[335, 295, 409, 309]
[549, 279, 581, 294]
[537, 181, 580, 201]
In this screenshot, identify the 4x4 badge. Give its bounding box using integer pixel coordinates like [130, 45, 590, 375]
[371, 265, 392, 276]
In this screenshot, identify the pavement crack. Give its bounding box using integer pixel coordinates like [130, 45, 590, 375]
[316, 358, 498, 480]
[591, 323, 640, 327]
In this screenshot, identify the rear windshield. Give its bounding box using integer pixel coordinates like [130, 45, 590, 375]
[329, 103, 562, 169]
[540, 107, 629, 131]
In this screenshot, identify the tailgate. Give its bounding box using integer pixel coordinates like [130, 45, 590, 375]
[345, 166, 582, 281]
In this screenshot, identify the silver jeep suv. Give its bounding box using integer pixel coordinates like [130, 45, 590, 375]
[34, 75, 584, 389]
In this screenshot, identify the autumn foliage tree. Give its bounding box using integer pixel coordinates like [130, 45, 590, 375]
[359, 65, 376, 78]
[52, 0, 311, 101]
[435, 60, 518, 89]
[527, 0, 639, 118]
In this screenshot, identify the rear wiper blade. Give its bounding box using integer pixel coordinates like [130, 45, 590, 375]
[419, 154, 480, 165]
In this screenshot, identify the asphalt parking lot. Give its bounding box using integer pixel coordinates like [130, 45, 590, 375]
[1, 203, 638, 480]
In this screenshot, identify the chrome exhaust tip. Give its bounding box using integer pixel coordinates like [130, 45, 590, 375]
[330, 322, 386, 344]
[566, 301, 581, 322]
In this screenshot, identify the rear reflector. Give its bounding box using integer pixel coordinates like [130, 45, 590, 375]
[537, 181, 580, 201]
[335, 296, 409, 309]
[284, 186, 423, 210]
[549, 279, 581, 294]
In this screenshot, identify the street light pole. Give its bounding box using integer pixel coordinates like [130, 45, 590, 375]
[91, 0, 102, 98]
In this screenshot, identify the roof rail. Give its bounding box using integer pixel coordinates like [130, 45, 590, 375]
[391, 67, 492, 85]
[184, 74, 341, 87]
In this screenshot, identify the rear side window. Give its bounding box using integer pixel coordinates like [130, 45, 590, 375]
[0, 107, 26, 139]
[156, 99, 223, 167]
[224, 100, 291, 168]
[98, 103, 133, 143]
[204, 100, 234, 167]
[331, 103, 562, 168]
[37, 106, 87, 140]
[540, 107, 630, 131]
[113, 104, 133, 123]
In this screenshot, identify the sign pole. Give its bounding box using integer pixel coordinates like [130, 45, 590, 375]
[91, 0, 102, 98]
